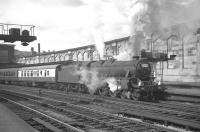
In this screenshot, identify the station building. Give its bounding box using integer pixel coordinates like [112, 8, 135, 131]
[0, 44, 15, 65]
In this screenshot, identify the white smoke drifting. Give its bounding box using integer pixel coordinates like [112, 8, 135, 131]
[76, 67, 121, 94]
[75, 67, 102, 94]
[93, 29, 105, 59]
[105, 78, 121, 92]
[115, 0, 200, 61]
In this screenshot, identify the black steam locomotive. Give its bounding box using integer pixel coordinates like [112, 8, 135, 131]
[0, 51, 173, 101]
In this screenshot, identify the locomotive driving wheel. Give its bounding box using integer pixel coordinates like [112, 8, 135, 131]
[131, 91, 141, 100]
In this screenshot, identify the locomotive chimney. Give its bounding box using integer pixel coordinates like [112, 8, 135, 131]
[31, 47, 36, 55]
[38, 43, 41, 54]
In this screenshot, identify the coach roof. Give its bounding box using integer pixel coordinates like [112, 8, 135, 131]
[19, 64, 60, 70]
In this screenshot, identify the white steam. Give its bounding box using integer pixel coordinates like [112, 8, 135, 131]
[75, 67, 121, 94]
[93, 29, 105, 59]
[105, 78, 121, 92]
[75, 67, 101, 94]
[115, 0, 200, 61]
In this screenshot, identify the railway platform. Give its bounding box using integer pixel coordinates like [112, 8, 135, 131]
[0, 103, 37, 132]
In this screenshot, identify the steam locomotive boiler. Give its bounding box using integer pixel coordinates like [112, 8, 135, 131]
[79, 58, 166, 101]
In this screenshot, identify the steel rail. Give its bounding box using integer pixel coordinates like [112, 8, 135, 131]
[0, 90, 176, 132]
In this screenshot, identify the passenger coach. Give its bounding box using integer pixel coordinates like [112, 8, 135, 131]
[18, 64, 60, 86]
[0, 68, 18, 84]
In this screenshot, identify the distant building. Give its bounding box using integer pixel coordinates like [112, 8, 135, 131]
[0, 44, 15, 65]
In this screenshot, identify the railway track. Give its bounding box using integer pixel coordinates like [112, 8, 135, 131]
[0, 90, 174, 132]
[1, 84, 200, 131]
[0, 93, 83, 132]
[35, 90, 200, 132]
[168, 94, 200, 103]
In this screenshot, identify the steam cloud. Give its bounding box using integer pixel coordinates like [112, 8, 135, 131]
[76, 0, 200, 89]
[115, 0, 200, 61]
[75, 67, 101, 94]
[76, 67, 121, 94]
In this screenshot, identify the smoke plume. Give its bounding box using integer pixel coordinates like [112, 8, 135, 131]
[75, 67, 121, 94]
[93, 29, 105, 59]
[116, 0, 200, 60]
[105, 77, 121, 92]
[75, 67, 102, 94]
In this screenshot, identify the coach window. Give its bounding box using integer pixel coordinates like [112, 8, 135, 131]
[36, 70, 38, 77]
[30, 70, 33, 77]
[24, 71, 26, 77]
[32, 71, 35, 77]
[21, 71, 23, 77]
[40, 71, 42, 76]
[47, 70, 49, 76]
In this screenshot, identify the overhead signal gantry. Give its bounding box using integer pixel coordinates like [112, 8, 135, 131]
[0, 23, 37, 46]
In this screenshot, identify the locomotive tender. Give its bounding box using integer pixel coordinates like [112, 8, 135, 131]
[0, 52, 172, 101]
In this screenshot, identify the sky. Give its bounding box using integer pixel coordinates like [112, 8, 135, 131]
[0, 0, 131, 52]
